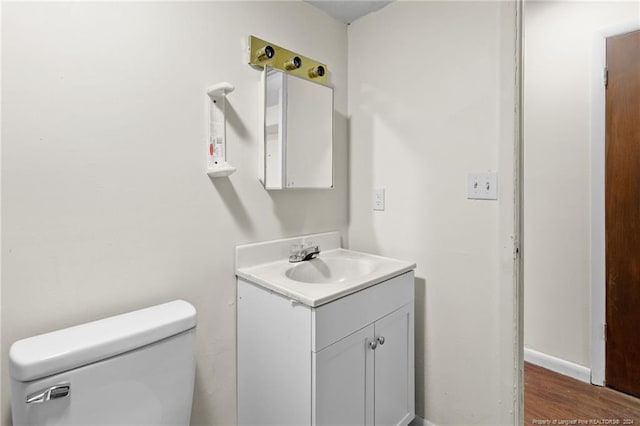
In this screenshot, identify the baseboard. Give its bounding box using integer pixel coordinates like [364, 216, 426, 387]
[410, 416, 438, 426]
[524, 347, 591, 384]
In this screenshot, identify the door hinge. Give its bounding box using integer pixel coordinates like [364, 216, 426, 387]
[604, 67, 608, 88]
[603, 323, 607, 341]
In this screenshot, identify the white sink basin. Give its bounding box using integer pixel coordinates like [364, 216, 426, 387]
[285, 257, 377, 284]
[236, 232, 415, 307]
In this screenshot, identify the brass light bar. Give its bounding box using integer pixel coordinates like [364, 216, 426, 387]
[248, 35, 328, 85]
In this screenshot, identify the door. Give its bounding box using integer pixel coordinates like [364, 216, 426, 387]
[374, 304, 415, 426]
[313, 324, 375, 426]
[605, 29, 640, 397]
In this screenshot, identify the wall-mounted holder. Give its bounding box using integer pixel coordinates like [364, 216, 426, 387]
[248, 35, 328, 86]
[206, 82, 236, 178]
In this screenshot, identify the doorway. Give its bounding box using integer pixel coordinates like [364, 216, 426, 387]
[523, 0, 640, 420]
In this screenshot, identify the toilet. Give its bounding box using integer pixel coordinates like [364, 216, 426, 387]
[9, 300, 196, 426]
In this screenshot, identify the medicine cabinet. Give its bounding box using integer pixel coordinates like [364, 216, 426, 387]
[259, 67, 333, 189]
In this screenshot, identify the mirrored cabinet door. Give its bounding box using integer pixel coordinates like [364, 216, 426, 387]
[260, 67, 333, 190]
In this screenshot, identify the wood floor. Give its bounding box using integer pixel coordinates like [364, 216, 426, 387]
[525, 362, 640, 425]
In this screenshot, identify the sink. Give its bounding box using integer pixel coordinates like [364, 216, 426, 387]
[235, 232, 416, 307]
[285, 257, 377, 284]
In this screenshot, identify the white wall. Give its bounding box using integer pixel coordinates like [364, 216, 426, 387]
[524, 1, 639, 368]
[0, 2, 348, 424]
[348, 2, 519, 424]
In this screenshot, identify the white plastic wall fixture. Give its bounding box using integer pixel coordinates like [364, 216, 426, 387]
[206, 82, 236, 178]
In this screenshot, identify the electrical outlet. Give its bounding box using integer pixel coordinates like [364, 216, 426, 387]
[373, 188, 385, 211]
[467, 172, 498, 200]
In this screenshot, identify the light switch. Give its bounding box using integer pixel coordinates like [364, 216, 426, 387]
[372, 188, 385, 211]
[467, 172, 498, 200]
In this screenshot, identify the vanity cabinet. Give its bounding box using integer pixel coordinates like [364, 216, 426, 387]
[237, 271, 415, 426]
[314, 303, 414, 426]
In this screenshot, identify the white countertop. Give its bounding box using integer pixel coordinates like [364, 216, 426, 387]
[236, 248, 416, 307]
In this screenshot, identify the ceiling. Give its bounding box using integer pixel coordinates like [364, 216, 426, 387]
[304, 1, 394, 25]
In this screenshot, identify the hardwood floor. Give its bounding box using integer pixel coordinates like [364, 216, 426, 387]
[525, 362, 640, 425]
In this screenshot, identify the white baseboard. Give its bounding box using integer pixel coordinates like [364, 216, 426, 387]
[524, 347, 591, 384]
[410, 416, 437, 426]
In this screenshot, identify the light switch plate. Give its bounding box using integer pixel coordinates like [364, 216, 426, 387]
[373, 188, 385, 210]
[467, 172, 498, 200]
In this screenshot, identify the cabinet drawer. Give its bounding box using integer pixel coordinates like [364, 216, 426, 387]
[311, 271, 414, 352]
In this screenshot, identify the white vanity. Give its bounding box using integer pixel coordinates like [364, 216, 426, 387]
[236, 232, 416, 426]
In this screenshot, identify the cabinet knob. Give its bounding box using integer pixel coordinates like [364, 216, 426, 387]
[369, 340, 378, 350]
[377, 336, 385, 345]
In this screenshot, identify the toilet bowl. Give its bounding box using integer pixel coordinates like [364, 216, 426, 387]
[9, 300, 197, 426]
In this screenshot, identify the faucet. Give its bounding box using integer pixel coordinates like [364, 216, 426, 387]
[289, 243, 321, 263]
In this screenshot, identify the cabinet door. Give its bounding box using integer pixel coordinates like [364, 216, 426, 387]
[313, 324, 375, 426]
[374, 304, 415, 426]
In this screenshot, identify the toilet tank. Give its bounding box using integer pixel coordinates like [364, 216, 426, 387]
[9, 300, 197, 426]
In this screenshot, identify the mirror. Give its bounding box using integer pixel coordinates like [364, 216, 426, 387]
[259, 67, 333, 189]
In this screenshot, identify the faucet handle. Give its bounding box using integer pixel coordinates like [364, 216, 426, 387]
[288, 241, 320, 263]
[302, 241, 319, 250]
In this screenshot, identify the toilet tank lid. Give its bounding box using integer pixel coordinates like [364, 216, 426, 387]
[9, 299, 196, 382]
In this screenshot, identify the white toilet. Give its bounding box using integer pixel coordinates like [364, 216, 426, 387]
[9, 300, 197, 426]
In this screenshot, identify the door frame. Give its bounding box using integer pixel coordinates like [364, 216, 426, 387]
[590, 20, 640, 387]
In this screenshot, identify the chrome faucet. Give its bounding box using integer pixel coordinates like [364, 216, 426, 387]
[289, 243, 320, 263]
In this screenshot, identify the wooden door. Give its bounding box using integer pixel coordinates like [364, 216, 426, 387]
[374, 304, 415, 426]
[605, 29, 640, 397]
[313, 324, 375, 426]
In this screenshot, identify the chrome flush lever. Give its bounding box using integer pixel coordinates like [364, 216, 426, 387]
[26, 383, 70, 404]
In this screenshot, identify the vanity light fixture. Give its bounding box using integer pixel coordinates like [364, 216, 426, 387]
[255, 45, 275, 62]
[308, 65, 325, 79]
[284, 56, 302, 70]
[247, 35, 328, 85]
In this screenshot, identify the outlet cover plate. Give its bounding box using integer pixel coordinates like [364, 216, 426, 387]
[373, 188, 385, 210]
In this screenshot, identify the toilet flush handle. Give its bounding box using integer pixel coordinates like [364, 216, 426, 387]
[26, 383, 70, 404]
